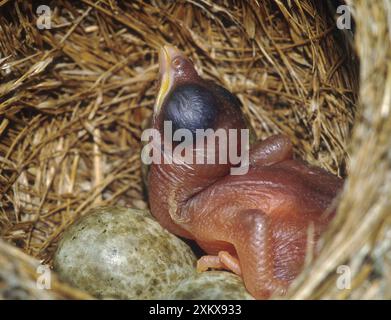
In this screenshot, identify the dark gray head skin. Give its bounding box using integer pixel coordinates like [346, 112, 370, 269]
[161, 80, 245, 137]
[207, 80, 243, 110]
[162, 83, 219, 136]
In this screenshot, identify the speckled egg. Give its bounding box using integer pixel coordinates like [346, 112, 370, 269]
[168, 271, 254, 300]
[53, 206, 197, 299]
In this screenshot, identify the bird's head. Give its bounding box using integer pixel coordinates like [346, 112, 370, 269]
[149, 45, 253, 177]
[153, 45, 247, 138]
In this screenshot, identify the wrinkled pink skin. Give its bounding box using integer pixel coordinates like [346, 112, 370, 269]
[148, 46, 343, 299]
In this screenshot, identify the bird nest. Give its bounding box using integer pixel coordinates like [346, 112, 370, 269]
[0, 0, 390, 299]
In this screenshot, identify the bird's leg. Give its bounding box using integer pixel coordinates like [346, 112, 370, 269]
[187, 208, 289, 299]
[249, 134, 293, 167]
[230, 209, 289, 298]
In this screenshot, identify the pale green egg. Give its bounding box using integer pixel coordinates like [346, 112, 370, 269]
[53, 206, 197, 299]
[168, 271, 254, 300]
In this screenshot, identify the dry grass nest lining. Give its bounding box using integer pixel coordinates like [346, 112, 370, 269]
[0, 0, 389, 299]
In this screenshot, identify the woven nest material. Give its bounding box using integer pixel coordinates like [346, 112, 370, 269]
[0, 0, 389, 299]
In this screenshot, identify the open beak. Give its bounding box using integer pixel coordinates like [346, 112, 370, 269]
[154, 45, 183, 113]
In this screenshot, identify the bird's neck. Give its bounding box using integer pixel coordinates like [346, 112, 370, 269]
[147, 140, 232, 231]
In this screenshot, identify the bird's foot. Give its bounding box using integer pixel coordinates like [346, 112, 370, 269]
[196, 251, 242, 276]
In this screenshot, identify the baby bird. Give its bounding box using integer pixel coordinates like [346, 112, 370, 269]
[146, 45, 343, 299]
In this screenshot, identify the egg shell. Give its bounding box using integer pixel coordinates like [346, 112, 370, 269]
[168, 271, 254, 300]
[53, 206, 197, 299]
